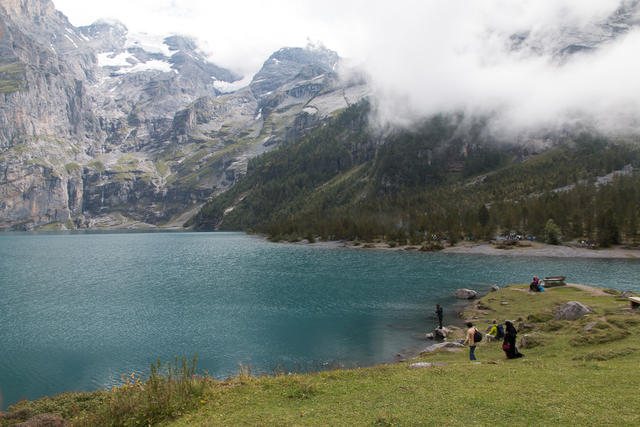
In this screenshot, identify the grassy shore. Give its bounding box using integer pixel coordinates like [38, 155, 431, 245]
[3, 284, 640, 426]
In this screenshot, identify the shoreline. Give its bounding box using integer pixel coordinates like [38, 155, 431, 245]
[293, 239, 640, 259]
[4, 281, 638, 424]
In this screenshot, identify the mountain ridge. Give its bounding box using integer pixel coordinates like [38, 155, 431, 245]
[0, 0, 368, 230]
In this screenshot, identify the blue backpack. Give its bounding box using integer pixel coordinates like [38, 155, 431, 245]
[496, 324, 505, 338]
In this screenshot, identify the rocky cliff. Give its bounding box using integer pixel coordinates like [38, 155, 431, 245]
[0, 0, 369, 230]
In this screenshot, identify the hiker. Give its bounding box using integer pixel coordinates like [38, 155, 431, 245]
[463, 321, 481, 361]
[486, 320, 498, 342]
[502, 321, 524, 359]
[529, 276, 541, 292]
[435, 304, 443, 329]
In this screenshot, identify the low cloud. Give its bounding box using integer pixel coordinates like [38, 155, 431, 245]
[54, 0, 640, 135]
[356, 0, 640, 136]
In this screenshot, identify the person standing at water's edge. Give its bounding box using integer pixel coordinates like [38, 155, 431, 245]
[463, 322, 479, 361]
[435, 304, 443, 329]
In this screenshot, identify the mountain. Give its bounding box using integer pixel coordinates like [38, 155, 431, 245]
[190, 100, 640, 247]
[0, 0, 368, 230]
[2, 0, 639, 234]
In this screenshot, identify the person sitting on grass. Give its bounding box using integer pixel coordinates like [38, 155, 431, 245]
[530, 276, 541, 292]
[486, 320, 501, 342]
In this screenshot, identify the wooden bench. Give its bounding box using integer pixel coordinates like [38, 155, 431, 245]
[629, 296, 640, 309]
[543, 276, 566, 287]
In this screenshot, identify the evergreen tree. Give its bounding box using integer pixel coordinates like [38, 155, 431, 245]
[544, 219, 562, 245]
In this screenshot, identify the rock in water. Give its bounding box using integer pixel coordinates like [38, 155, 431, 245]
[433, 327, 450, 339]
[555, 301, 592, 320]
[454, 289, 478, 299]
[490, 285, 500, 292]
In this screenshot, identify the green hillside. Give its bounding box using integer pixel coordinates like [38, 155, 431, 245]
[190, 101, 640, 247]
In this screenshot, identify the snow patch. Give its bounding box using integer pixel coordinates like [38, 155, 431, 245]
[98, 52, 172, 74]
[64, 34, 78, 49]
[125, 32, 173, 57]
[125, 60, 173, 73]
[213, 75, 251, 93]
[98, 52, 134, 67]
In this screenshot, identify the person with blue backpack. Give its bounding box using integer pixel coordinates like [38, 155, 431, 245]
[496, 322, 505, 339]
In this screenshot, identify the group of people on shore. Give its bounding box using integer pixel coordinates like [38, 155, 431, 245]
[435, 304, 524, 361]
[463, 320, 524, 360]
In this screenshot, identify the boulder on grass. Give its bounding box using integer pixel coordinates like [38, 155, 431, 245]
[420, 341, 464, 354]
[555, 301, 593, 320]
[490, 285, 500, 292]
[454, 289, 478, 299]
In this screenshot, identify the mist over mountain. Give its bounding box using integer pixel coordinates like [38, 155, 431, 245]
[361, 0, 640, 136]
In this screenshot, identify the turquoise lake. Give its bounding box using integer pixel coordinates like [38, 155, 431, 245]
[1, 231, 639, 408]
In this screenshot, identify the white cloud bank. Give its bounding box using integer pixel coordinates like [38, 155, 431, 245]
[54, 0, 640, 134]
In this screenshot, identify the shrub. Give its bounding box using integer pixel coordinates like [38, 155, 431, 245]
[573, 347, 639, 361]
[521, 333, 548, 348]
[544, 219, 561, 245]
[541, 321, 565, 332]
[606, 315, 640, 329]
[570, 323, 630, 346]
[528, 312, 554, 322]
[80, 356, 204, 426]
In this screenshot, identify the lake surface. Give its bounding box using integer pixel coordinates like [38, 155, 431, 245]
[1, 232, 639, 408]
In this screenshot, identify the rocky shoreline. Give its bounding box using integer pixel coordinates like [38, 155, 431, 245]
[291, 239, 640, 259]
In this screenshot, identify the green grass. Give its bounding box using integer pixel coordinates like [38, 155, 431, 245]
[3, 284, 640, 426]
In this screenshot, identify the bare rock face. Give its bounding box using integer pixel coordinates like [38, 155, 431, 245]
[555, 301, 593, 320]
[0, 0, 369, 230]
[454, 289, 478, 299]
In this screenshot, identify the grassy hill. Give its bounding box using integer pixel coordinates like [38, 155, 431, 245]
[3, 283, 640, 426]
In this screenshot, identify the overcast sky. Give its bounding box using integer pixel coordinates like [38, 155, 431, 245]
[54, 0, 640, 135]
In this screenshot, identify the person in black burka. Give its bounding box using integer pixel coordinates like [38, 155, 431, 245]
[502, 321, 524, 359]
[435, 304, 443, 329]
